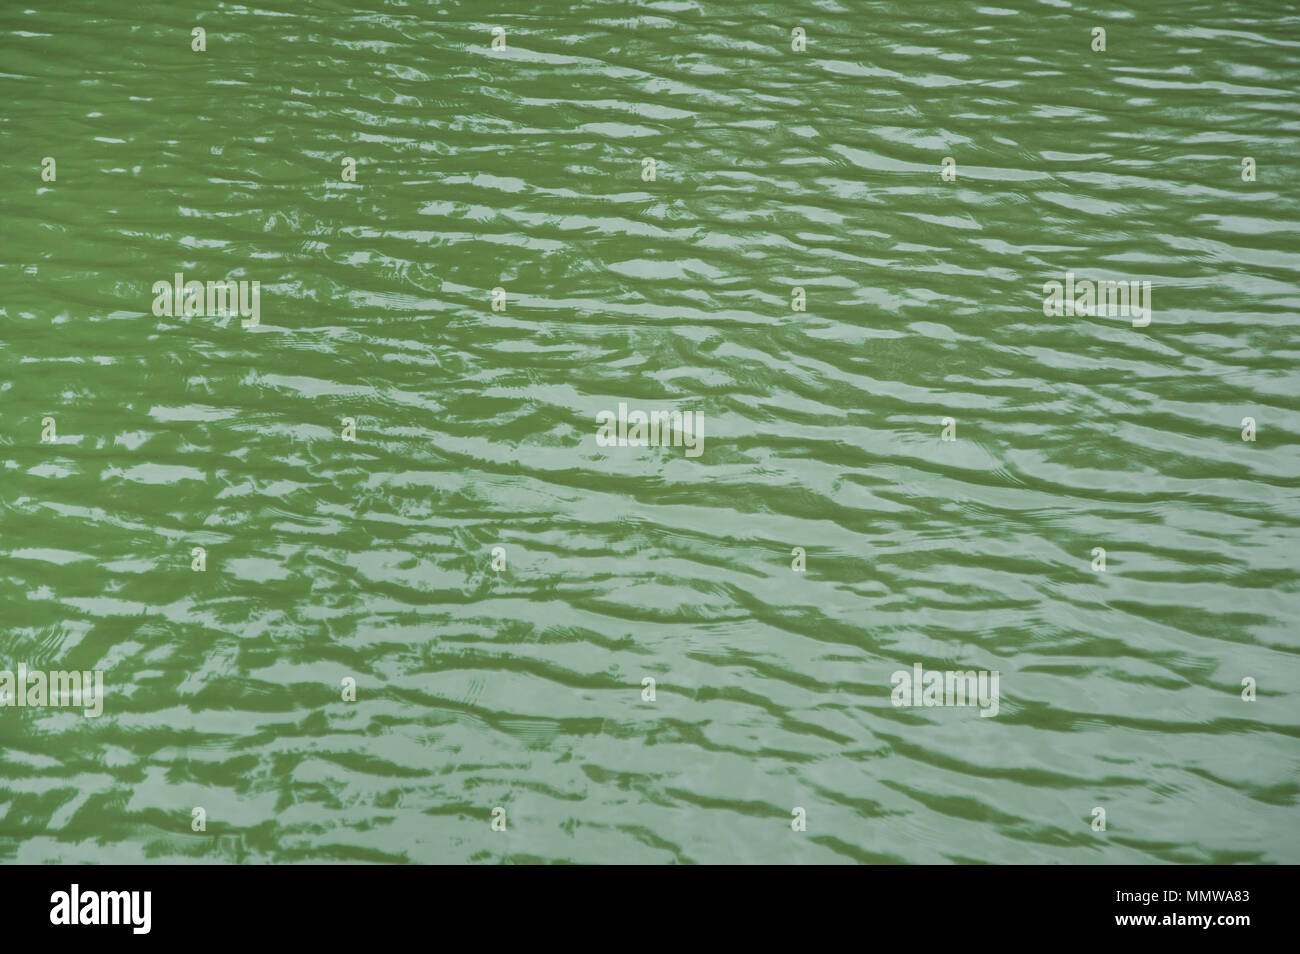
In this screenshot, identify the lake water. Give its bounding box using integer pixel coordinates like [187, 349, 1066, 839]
[1, 0, 1298, 863]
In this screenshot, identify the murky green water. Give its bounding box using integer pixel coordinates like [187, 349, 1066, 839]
[2, 0, 1298, 864]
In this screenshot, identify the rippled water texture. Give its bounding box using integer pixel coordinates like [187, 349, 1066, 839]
[2, 0, 1299, 864]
